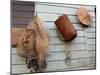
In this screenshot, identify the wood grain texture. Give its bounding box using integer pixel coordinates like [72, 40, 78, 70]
[36, 5, 95, 17]
[11, 58, 95, 74]
[12, 4, 35, 11]
[12, 50, 87, 62]
[36, 2, 95, 11]
[12, 11, 34, 18]
[12, 1, 35, 5]
[11, 1, 96, 74]
[37, 13, 95, 22]
[12, 44, 86, 55]
[87, 45, 96, 51]
[12, 28, 25, 45]
[11, 28, 87, 45]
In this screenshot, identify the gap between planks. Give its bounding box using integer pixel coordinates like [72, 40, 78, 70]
[11, 59, 95, 74]
[36, 2, 95, 11]
[11, 1, 96, 74]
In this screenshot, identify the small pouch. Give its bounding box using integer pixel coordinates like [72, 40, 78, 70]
[55, 14, 77, 41]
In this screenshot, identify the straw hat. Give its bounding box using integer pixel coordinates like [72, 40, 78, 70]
[77, 7, 92, 26]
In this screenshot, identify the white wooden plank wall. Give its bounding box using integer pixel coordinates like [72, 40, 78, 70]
[11, 1, 96, 74]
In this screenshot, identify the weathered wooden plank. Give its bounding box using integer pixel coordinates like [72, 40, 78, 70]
[43, 22, 95, 30]
[11, 1, 96, 74]
[44, 59, 88, 71]
[37, 2, 95, 11]
[12, 55, 26, 65]
[12, 25, 27, 28]
[88, 22, 96, 27]
[11, 59, 86, 73]
[88, 57, 96, 64]
[86, 28, 96, 33]
[37, 13, 95, 22]
[43, 22, 56, 29]
[11, 28, 25, 45]
[88, 64, 96, 69]
[77, 31, 85, 37]
[12, 4, 35, 11]
[53, 43, 86, 52]
[54, 44, 86, 52]
[87, 45, 96, 51]
[44, 22, 82, 30]
[12, 54, 67, 65]
[12, 65, 95, 74]
[11, 27, 86, 45]
[88, 51, 96, 58]
[12, 13, 95, 25]
[69, 37, 85, 44]
[12, 50, 96, 65]
[49, 37, 85, 44]
[12, 65, 28, 74]
[12, 1, 35, 6]
[12, 11, 34, 18]
[11, 58, 95, 74]
[50, 44, 86, 52]
[12, 50, 87, 65]
[12, 17, 33, 25]
[87, 33, 96, 39]
[69, 59, 88, 68]
[68, 65, 95, 70]
[12, 21, 95, 29]
[12, 22, 95, 35]
[70, 44, 85, 50]
[12, 44, 86, 55]
[44, 61, 69, 72]
[11, 58, 95, 69]
[47, 52, 66, 61]
[87, 39, 95, 45]
[36, 5, 95, 17]
[47, 30, 85, 37]
[70, 51, 87, 59]
[12, 48, 17, 54]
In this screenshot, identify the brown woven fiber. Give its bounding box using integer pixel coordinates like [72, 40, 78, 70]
[55, 14, 77, 41]
[17, 16, 48, 72]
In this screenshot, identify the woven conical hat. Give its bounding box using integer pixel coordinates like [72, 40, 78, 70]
[77, 7, 92, 26]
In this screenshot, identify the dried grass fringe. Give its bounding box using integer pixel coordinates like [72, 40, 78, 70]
[17, 16, 48, 72]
